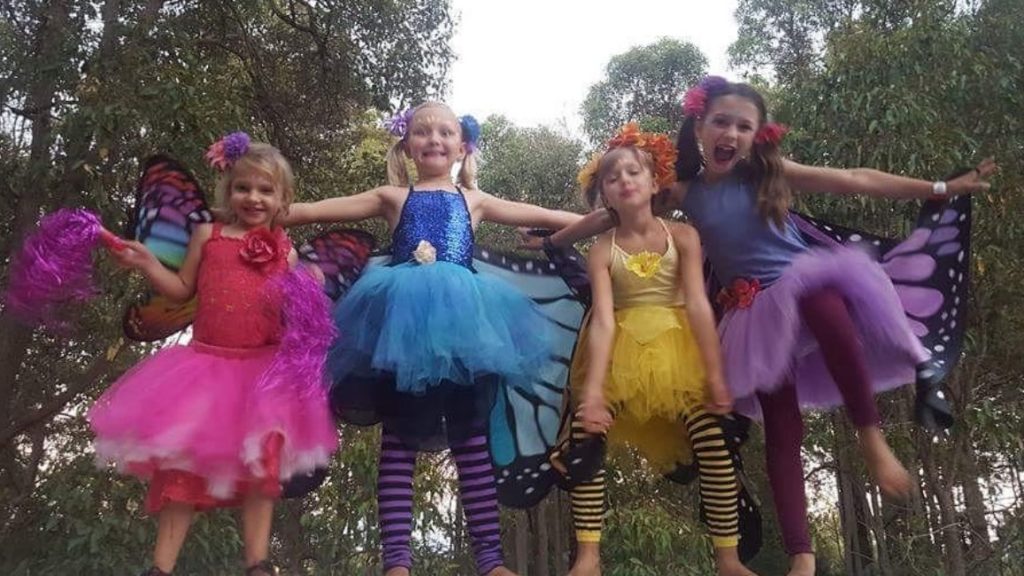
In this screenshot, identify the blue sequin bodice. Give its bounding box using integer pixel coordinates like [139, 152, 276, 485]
[391, 189, 475, 268]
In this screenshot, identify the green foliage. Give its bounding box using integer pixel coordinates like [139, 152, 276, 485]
[581, 38, 708, 144]
[475, 114, 585, 249]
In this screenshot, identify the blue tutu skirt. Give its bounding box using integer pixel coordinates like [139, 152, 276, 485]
[328, 260, 554, 449]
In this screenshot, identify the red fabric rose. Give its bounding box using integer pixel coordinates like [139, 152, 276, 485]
[754, 122, 789, 147]
[239, 228, 282, 272]
[716, 278, 762, 311]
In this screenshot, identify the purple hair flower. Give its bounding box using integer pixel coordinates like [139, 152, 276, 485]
[205, 131, 251, 171]
[387, 108, 415, 139]
[681, 76, 731, 118]
[699, 75, 729, 92]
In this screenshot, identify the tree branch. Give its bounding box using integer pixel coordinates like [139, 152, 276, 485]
[0, 344, 124, 445]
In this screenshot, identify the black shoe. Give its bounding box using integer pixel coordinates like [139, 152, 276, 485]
[139, 568, 170, 576]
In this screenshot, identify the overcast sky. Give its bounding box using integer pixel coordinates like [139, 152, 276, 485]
[447, 1, 740, 132]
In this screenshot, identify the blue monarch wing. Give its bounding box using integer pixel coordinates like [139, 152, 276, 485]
[473, 246, 587, 508]
[122, 155, 214, 341]
[791, 194, 972, 430]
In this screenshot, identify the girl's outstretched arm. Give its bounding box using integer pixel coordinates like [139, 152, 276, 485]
[532, 182, 687, 249]
[475, 189, 583, 230]
[673, 223, 731, 415]
[524, 209, 616, 249]
[111, 223, 211, 303]
[283, 186, 390, 226]
[578, 234, 616, 435]
[783, 157, 996, 200]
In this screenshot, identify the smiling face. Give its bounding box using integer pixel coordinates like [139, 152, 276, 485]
[404, 104, 465, 178]
[598, 148, 658, 214]
[227, 166, 283, 229]
[695, 94, 762, 178]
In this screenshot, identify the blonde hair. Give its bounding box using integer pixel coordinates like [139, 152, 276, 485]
[213, 142, 296, 225]
[581, 147, 657, 210]
[384, 101, 477, 189]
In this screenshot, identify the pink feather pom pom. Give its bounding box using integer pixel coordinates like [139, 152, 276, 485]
[4, 208, 107, 330]
[256, 266, 338, 400]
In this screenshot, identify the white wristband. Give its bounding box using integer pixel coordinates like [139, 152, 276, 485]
[932, 181, 948, 197]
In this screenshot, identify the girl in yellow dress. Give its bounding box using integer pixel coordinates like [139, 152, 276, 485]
[565, 124, 757, 576]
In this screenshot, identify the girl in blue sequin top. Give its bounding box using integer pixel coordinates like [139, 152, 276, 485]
[286, 102, 580, 576]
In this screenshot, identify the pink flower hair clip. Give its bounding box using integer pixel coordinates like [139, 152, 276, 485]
[681, 76, 729, 118]
[205, 131, 251, 171]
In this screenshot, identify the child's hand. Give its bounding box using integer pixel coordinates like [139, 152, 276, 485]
[576, 393, 613, 435]
[949, 157, 997, 195]
[516, 227, 547, 251]
[705, 376, 733, 415]
[110, 240, 160, 271]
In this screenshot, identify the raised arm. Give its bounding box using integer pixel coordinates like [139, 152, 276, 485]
[673, 223, 731, 414]
[283, 186, 390, 226]
[783, 157, 996, 200]
[112, 223, 210, 303]
[578, 235, 616, 434]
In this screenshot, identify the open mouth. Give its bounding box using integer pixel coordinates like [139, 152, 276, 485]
[713, 145, 736, 163]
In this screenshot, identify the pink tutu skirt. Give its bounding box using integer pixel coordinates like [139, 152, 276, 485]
[89, 341, 337, 512]
[720, 247, 930, 419]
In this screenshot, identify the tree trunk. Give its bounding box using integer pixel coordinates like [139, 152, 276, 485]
[536, 498, 551, 576]
[919, 436, 967, 576]
[0, 0, 72, 433]
[553, 490, 568, 573]
[833, 414, 874, 574]
[514, 510, 530, 575]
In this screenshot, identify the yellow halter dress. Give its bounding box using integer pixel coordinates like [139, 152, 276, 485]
[570, 219, 707, 471]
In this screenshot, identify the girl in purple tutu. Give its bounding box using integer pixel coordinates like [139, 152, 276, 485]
[89, 135, 338, 576]
[535, 77, 995, 576]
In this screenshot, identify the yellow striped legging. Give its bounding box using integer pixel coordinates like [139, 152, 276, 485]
[571, 404, 740, 548]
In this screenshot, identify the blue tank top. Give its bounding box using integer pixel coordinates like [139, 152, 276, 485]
[391, 188, 475, 269]
[682, 174, 807, 284]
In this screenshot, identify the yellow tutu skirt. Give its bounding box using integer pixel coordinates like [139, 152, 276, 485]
[571, 305, 707, 472]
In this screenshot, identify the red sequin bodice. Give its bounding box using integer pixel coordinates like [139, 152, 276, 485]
[192, 224, 291, 348]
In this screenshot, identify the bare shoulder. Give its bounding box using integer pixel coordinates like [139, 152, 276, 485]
[192, 222, 214, 243]
[376, 184, 408, 202]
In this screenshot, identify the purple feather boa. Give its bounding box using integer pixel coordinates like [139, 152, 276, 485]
[5, 208, 105, 330]
[257, 265, 338, 399]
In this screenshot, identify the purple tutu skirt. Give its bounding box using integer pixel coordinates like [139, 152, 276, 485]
[721, 247, 929, 419]
[89, 341, 337, 502]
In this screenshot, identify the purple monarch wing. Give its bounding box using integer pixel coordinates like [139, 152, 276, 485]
[122, 156, 214, 342]
[792, 193, 972, 431]
[296, 228, 377, 301]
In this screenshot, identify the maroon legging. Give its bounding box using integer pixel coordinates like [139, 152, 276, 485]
[758, 287, 881, 555]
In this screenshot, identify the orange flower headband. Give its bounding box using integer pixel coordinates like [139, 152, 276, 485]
[577, 123, 678, 192]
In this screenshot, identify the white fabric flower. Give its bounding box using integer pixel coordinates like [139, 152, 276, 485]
[412, 240, 437, 265]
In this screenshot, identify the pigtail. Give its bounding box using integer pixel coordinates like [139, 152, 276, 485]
[750, 141, 791, 228]
[457, 152, 478, 189]
[675, 116, 703, 182]
[386, 140, 411, 187]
